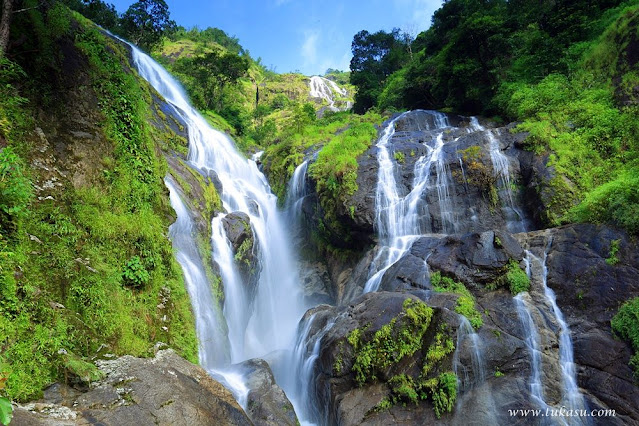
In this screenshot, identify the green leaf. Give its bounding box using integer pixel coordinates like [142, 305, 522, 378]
[0, 397, 12, 426]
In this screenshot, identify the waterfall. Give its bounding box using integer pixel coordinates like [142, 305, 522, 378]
[468, 117, 528, 232]
[286, 160, 309, 223]
[166, 177, 250, 407]
[274, 315, 337, 426]
[453, 316, 486, 391]
[364, 110, 451, 293]
[309, 76, 348, 111]
[514, 293, 551, 410]
[518, 244, 589, 424]
[166, 177, 230, 369]
[126, 41, 312, 416]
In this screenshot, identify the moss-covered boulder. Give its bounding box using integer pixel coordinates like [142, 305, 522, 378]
[302, 292, 459, 425]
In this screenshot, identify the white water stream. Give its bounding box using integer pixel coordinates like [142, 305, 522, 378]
[126, 41, 314, 418]
[309, 76, 349, 111]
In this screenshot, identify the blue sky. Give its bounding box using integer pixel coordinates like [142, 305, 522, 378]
[109, 0, 443, 75]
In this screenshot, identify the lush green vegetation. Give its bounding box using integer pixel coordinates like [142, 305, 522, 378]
[348, 298, 434, 386]
[347, 299, 457, 418]
[611, 297, 639, 377]
[488, 259, 531, 294]
[430, 271, 483, 329]
[349, 0, 639, 234]
[0, 7, 196, 402]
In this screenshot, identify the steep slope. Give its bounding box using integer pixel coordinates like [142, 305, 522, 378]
[0, 7, 197, 402]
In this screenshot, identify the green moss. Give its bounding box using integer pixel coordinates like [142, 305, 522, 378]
[349, 299, 433, 386]
[489, 259, 530, 295]
[430, 271, 483, 329]
[394, 151, 405, 163]
[429, 372, 457, 418]
[606, 239, 621, 266]
[505, 260, 531, 294]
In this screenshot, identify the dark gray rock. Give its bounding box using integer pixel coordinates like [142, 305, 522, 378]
[300, 291, 460, 426]
[426, 230, 524, 287]
[240, 358, 298, 426]
[222, 212, 261, 296]
[12, 350, 252, 426]
[518, 224, 639, 423]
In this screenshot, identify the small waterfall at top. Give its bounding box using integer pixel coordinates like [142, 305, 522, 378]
[125, 41, 313, 416]
[286, 160, 309, 225]
[516, 241, 589, 424]
[309, 76, 348, 112]
[363, 111, 452, 293]
[469, 117, 528, 233]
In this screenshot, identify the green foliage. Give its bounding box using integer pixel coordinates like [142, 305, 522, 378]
[0, 148, 32, 236]
[350, 29, 412, 113]
[0, 14, 197, 402]
[430, 271, 483, 329]
[393, 151, 405, 164]
[505, 260, 530, 294]
[120, 0, 176, 51]
[348, 299, 433, 386]
[0, 397, 11, 426]
[430, 372, 457, 418]
[122, 256, 151, 288]
[611, 297, 639, 377]
[173, 49, 249, 111]
[606, 239, 621, 266]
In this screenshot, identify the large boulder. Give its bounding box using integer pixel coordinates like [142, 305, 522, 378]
[12, 349, 252, 426]
[240, 358, 298, 426]
[300, 291, 460, 425]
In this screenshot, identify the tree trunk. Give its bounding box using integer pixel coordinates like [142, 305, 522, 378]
[0, 0, 14, 56]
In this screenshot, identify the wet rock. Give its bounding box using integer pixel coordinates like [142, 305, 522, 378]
[222, 212, 261, 294]
[240, 358, 298, 426]
[425, 230, 524, 287]
[304, 292, 459, 425]
[518, 224, 639, 423]
[12, 350, 252, 426]
[298, 260, 333, 305]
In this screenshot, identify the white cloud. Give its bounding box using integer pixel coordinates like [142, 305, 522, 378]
[301, 29, 320, 69]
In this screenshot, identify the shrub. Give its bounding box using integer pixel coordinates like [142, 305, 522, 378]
[122, 256, 151, 289]
[611, 297, 639, 377]
[505, 260, 530, 294]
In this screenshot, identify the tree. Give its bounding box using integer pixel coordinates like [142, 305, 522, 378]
[0, 0, 14, 56]
[120, 0, 175, 51]
[173, 49, 249, 111]
[349, 28, 410, 113]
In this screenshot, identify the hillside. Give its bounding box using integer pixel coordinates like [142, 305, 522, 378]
[2, 0, 639, 425]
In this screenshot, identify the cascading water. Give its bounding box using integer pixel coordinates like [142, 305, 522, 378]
[286, 160, 309, 223]
[452, 316, 487, 390]
[309, 76, 348, 111]
[516, 243, 589, 425]
[514, 293, 551, 410]
[364, 111, 452, 293]
[276, 315, 337, 426]
[126, 41, 313, 416]
[166, 177, 230, 368]
[527, 245, 589, 420]
[165, 177, 250, 406]
[469, 117, 527, 232]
